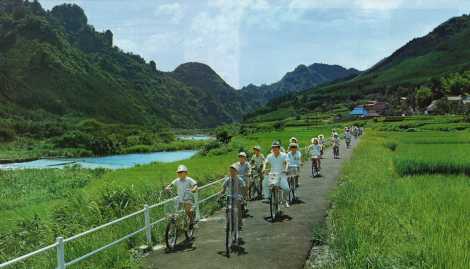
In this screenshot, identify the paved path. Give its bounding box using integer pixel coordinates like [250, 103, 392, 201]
[144, 138, 359, 269]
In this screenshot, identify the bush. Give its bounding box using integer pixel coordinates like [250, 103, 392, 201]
[384, 141, 398, 151]
[0, 126, 16, 142]
[273, 121, 285, 130]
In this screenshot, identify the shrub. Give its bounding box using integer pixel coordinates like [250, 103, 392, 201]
[384, 141, 398, 151]
[0, 126, 15, 142]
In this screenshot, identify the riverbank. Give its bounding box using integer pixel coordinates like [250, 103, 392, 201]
[0, 139, 207, 165]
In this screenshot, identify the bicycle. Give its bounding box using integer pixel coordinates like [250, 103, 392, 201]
[249, 168, 263, 200]
[333, 145, 340, 159]
[311, 157, 320, 177]
[345, 138, 351, 149]
[163, 189, 195, 251]
[220, 187, 241, 257]
[267, 172, 283, 222]
[287, 165, 299, 203]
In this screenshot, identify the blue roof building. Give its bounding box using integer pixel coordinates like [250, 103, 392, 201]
[351, 106, 368, 117]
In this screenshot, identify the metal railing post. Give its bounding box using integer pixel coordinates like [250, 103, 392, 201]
[194, 192, 201, 221]
[143, 204, 152, 249]
[56, 237, 65, 269]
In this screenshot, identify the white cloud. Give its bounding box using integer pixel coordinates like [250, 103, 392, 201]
[155, 2, 184, 24]
[286, 0, 468, 10]
[183, 0, 271, 88]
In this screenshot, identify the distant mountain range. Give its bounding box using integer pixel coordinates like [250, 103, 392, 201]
[241, 63, 360, 101]
[0, 1, 361, 129]
[247, 14, 470, 120]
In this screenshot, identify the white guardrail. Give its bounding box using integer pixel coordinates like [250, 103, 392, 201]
[0, 177, 225, 269]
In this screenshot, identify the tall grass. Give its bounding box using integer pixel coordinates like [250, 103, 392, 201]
[326, 131, 470, 268]
[394, 144, 470, 176]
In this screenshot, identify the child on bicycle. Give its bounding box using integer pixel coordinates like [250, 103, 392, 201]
[263, 141, 290, 207]
[318, 134, 325, 160]
[237, 152, 251, 210]
[307, 138, 321, 177]
[220, 163, 244, 230]
[165, 165, 198, 228]
[287, 143, 302, 187]
[250, 146, 265, 199]
[344, 128, 352, 148]
[332, 132, 340, 159]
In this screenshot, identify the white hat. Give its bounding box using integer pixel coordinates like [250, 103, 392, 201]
[230, 163, 239, 171]
[239, 152, 247, 158]
[176, 164, 188, 173]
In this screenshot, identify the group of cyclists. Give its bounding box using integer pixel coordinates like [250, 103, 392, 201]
[164, 125, 363, 254]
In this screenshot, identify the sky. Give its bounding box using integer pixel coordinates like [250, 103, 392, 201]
[39, 0, 470, 88]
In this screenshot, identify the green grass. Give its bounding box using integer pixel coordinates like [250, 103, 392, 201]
[0, 123, 344, 268]
[325, 130, 470, 268]
[393, 144, 470, 176]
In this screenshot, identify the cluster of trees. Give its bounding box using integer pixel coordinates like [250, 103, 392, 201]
[414, 71, 470, 113]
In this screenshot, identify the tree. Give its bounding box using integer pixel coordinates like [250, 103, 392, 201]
[216, 130, 232, 144]
[104, 30, 113, 47]
[149, 60, 157, 72]
[50, 4, 88, 33]
[415, 86, 433, 111]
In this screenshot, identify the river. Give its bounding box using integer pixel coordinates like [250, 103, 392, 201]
[0, 150, 199, 170]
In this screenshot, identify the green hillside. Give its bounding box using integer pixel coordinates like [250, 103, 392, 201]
[248, 14, 470, 120]
[0, 1, 253, 129]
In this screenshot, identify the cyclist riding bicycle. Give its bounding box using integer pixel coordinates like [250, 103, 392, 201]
[287, 143, 302, 187]
[263, 141, 290, 207]
[220, 163, 245, 231]
[165, 165, 198, 229]
[318, 134, 325, 159]
[332, 132, 341, 159]
[250, 145, 265, 199]
[236, 152, 251, 214]
[307, 138, 322, 177]
[344, 128, 352, 148]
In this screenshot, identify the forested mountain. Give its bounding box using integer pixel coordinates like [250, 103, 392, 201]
[0, 0, 256, 129]
[240, 63, 360, 103]
[247, 14, 470, 120]
[0, 0, 366, 135]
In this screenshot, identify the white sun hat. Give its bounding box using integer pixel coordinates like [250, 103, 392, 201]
[176, 164, 188, 173]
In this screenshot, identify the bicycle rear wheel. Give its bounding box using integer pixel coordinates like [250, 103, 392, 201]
[288, 177, 295, 204]
[165, 221, 178, 250]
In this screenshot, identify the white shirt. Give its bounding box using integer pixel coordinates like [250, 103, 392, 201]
[264, 152, 288, 173]
[287, 151, 302, 167]
[171, 177, 197, 202]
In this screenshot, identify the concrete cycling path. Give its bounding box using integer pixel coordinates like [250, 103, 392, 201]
[144, 138, 359, 269]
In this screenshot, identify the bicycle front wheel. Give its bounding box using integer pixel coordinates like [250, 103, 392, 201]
[165, 221, 178, 250]
[270, 189, 278, 221]
[225, 207, 232, 257]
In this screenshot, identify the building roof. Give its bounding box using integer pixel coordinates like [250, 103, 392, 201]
[447, 96, 462, 101]
[351, 107, 368, 116]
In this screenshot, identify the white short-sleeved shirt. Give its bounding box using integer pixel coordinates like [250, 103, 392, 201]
[287, 151, 302, 167]
[171, 177, 197, 202]
[223, 176, 244, 200]
[264, 152, 288, 173]
[308, 144, 322, 158]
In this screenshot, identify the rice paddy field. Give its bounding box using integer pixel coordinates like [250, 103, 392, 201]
[0, 123, 339, 269]
[324, 117, 470, 268]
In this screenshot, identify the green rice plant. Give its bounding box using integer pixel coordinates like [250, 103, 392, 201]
[393, 144, 470, 176]
[328, 132, 470, 268]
